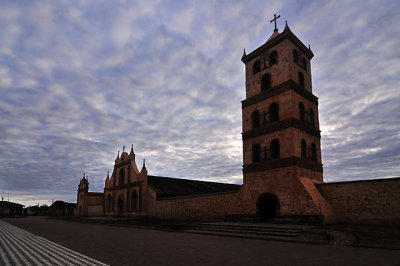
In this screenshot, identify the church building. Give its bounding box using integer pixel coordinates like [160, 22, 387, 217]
[76, 19, 400, 225]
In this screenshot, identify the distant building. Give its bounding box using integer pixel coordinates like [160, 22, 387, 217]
[24, 205, 50, 216]
[25, 205, 39, 216]
[75, 20, 400, 225]
[49, 201, 76, 216]
[0, 200, 24, 216]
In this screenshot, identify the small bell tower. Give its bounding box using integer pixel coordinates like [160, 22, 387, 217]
[76, 173, 89, 216]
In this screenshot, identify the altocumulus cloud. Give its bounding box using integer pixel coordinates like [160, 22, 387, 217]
[0, 0, 399, 206]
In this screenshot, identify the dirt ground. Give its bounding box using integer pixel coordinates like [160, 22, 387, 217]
[2, 216, 400, 266]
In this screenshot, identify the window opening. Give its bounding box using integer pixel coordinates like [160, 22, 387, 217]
[293, 50, 299, 64]
[252, 60, 261, 74]
[252, 110, 260, 129]
[301, 139, 307, 158]
[261, 73, 271, 91]
[298, 72, 305, 87]
[119, 168, 125, 186]
[309, 109, 315, 126]
[299, 102, 305, 121]
[269, 51, 278, 66]
[270, 139, 280, 159]
[269, 103, 279, 122]
[252, 144, 261, 163]
[311, 143, 317, 161]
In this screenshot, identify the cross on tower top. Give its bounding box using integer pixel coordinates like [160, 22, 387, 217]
[122, 145, 125, 152]
[270, 14, 281, 32]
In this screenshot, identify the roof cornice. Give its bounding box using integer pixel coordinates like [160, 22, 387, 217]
[242, 28, 313, 63]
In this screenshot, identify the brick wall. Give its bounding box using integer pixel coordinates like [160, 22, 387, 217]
[153, 191, 239, 220]
[85, 193, 104, 216]
[317, 177, 400, 225]
[242, 167, 320, 215]
[245, 39, 312, 99]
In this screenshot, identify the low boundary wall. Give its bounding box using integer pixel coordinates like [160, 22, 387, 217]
[316, 177, 400, 225]
[154, 191, 239, 220]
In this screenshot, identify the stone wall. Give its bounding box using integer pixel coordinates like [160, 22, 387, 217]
[85, 193, 104, 216]
[153, 191, 239, 220]
[317, 177, 400, 225]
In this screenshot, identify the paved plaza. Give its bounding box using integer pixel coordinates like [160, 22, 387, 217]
[0, 220, 107, 265]
[1, 217, 400, 266]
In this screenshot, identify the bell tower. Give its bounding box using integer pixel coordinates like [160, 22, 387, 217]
[76, 173, 89, 216]
[240, 19, 323, 219]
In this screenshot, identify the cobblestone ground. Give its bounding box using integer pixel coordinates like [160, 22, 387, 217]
[2, 217, 400, 266]
[0, 220, 108, 265]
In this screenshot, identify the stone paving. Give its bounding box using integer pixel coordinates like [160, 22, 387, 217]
[0, 220, 108, 266]
[2, 217, 400, 266]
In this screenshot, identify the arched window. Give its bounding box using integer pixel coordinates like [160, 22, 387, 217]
[269, 51, 278, 66]
[311, 143, 317, 161]
[270, 139, 280, 159]
[302, 58, 307, 71]
[131, 191, 137, 211]
[298, 72, 305, 87]
[309, 108, 315, 126]
[252, 110, 260, 129]
[118, 195, 124, 216]
[252, 60, 261, 74]
[299, 102, 305, 121]
[252, 144, 261, 163]
[261, 73, 271, 91]
[106, 194, 112, 212]
[269, 103, 279, 122]
[293, 50, 299, 64]
[301, 139, 307, 158]
[119, 168, 125, 186]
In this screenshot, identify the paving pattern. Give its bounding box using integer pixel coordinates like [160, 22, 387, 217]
[0, 220, 108, 266]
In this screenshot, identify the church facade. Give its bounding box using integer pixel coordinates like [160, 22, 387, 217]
[76, 22, 400, 225]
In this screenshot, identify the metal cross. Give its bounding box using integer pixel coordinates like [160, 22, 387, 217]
[270, 14, 281, 31]
[123, 145, 125, 152]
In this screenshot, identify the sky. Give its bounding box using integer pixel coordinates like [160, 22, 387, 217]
[0, 0, 399, 207]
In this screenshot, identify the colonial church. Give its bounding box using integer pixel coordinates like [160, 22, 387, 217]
[76, 20, 400, 225]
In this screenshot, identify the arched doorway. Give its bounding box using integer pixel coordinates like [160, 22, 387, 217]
[118, 196, 124, 216]
[257, 193, 279, 222]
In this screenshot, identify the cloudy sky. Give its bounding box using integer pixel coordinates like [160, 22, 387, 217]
[1, 0, 399, 206]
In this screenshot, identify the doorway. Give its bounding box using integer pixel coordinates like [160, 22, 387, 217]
[257, 193, 279, 222]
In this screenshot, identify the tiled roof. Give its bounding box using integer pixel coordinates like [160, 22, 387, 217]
[147, 175, 241, 198]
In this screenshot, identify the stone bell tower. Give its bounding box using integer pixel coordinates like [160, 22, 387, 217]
[76, 173, 89, 216]
[239, 18, 323, 221]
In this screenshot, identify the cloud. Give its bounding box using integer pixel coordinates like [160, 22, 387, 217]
[0, 0, 399, 206]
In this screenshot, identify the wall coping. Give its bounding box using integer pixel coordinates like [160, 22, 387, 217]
[156, 190, 240, 201]
[318, 177, 400, 186]
[85, 192, 104, 196]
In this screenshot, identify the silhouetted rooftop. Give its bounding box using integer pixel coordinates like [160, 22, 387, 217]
[0, 200, 24, 207]
[50, 200, 77, 208]
[147, 175, 241, 198]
